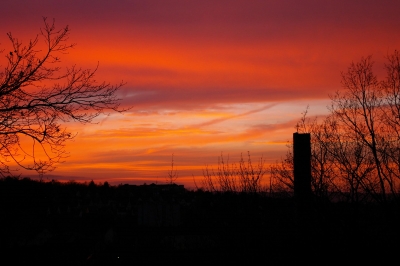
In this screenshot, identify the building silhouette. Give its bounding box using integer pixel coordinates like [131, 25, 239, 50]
[293, 132, 312, 199]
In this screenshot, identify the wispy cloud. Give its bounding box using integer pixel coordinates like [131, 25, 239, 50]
[190, 104, 276, 128]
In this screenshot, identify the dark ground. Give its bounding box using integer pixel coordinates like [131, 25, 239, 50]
[1, 177, 399, 265]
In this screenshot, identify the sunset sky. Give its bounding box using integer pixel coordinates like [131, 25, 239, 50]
[1, 0, 400, 187]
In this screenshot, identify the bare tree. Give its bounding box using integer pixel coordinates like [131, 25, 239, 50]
[306, 119, 336, 200]
[269, 144, 294, 196]
[166, 153, 178, 185]
[379, 50, 400, 199]
[201, 153, 237, 192]
[329, 56, 389, 203]
[200, 152, 267, 193]
[272, 51, 400, 204]
[314, 115, 376, 203]
[270, 113, 333, 199]
[237, 151, 266, 193]
[0, 18, 126, 177]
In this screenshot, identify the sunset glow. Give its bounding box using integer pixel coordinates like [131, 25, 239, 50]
[1, 0, 400, 188]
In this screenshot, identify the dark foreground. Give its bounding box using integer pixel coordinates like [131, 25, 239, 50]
[1, 177, 400, 265]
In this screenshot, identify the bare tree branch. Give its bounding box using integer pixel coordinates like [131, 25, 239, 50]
[0, 18, 128, 176]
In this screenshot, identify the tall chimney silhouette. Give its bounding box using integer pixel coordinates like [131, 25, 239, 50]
[293, 132, 312, 199]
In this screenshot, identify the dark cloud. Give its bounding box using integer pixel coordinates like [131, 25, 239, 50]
[118, 85, 327, 111]
[2, 1, 400, 42]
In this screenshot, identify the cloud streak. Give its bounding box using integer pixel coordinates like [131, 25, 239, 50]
[191, 104, 276, 128]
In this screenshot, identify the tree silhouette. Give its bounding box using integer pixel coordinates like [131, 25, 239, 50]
[166, 153, 178, 184]
[0, 18, 126, 176]
[201, 152, 267, 193]
[272, 51, 400, 205]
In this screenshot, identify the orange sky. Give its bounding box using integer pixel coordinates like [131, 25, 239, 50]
[1, 0, 400, 188]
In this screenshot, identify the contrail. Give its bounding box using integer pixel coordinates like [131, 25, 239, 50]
[192, 103, 277, 128]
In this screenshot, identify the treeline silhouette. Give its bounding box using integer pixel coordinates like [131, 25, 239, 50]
[1, 176, 400, 265]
